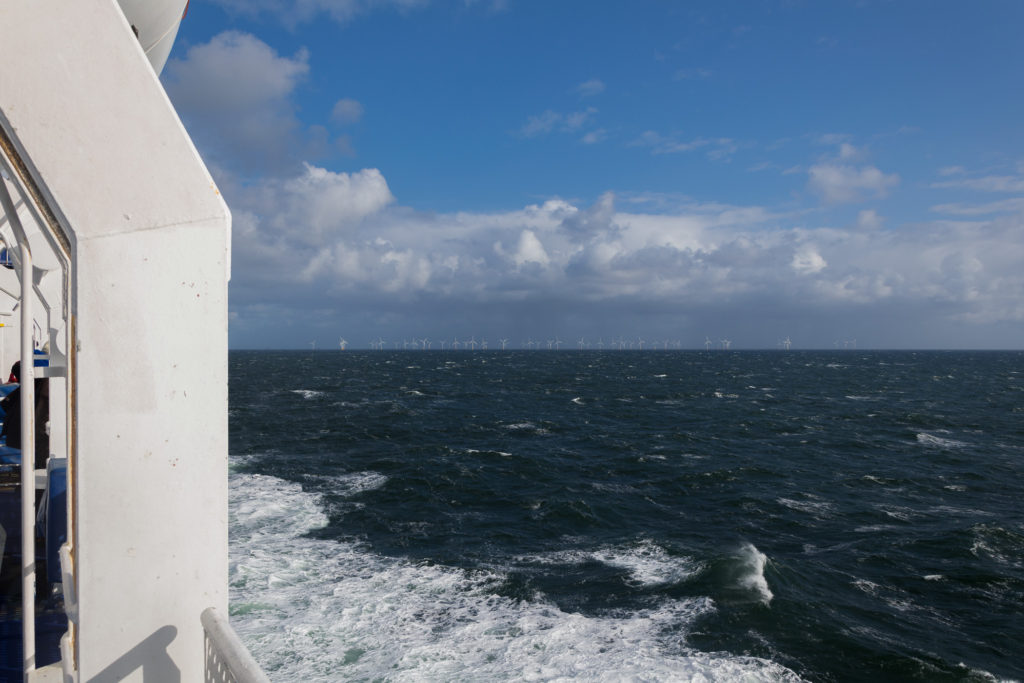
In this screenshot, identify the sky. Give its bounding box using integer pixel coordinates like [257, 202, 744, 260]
[162, 0, 1024, 350]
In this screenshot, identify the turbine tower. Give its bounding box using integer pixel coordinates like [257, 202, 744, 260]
[339, 337, 347, 350]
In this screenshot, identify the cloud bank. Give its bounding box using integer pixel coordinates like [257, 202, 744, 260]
[166, 31, 1024, 348]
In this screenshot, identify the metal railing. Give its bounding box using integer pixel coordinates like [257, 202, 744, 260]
[0, 152, 38, 682]
[201, 607, 270, 683]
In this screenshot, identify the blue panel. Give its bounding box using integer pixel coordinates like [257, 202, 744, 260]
[0, 446, 18, 465]
[45, 461, 67, 585]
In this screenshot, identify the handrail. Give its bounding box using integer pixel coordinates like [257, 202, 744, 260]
[0, 162, 37, 681]
[200, 607, 270, 683]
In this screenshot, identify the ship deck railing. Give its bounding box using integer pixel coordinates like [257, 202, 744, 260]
[201, 607, 271, 683]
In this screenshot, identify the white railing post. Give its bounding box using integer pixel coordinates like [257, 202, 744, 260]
[201, 607, 270, 683]
[0, 169, 36, 681]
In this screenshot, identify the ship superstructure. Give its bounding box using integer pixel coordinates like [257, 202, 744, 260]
[1, 1, 264, 680]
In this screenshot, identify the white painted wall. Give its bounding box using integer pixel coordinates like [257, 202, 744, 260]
[1, 1, 231, 680]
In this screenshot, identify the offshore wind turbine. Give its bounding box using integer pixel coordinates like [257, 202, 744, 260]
[578, 337, 585, 350]
[499, 338, 509, 350]
[782, 336, 792, 350]
[704, 337, 712, 351]
[338, 337, 347, 350]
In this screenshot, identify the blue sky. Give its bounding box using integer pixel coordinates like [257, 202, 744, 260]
[164, 0, 1024, 349]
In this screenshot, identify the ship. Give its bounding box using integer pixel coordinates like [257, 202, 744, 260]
[1, 1, 266, 680]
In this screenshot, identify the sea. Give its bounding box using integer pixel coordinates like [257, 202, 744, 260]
[227, 350, 1024, 682]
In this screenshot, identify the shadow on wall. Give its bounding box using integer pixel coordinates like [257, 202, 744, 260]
[89, 625, 179, 682]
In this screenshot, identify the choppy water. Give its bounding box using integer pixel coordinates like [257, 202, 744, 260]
[228, 350, 1024, 681]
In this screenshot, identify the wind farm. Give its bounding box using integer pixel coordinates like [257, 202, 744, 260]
[308, 334, 852, 351]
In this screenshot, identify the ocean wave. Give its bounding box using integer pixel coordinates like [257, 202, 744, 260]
[915, 432, 968, 449]
[516, 540, 703, 587]
[969, 524, 1024, 568]
[731, 543, 774, 605]
[290, 389, 326, 399]
[323, 471, 389, 497]
[777, 496, 836, 518]
[502, 421, 549, 434]
[229, 473, 800, 681]
[466, 448, 513, 457]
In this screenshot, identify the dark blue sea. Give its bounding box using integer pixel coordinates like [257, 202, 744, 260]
[228, 350, 1024, 682]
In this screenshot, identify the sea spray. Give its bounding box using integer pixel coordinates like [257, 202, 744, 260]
[229, 472, 799, 681]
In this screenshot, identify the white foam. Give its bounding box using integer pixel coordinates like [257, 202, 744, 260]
[777, 497, 835, 518]
[229, 473, 800, 681]
[733, 543, 773, 605]
[916, 432, 968, 449]
[291, 389, 325, 399]
[503, 422, 549, 434]
[318, 471, 389, 497]
[466, 449, 512, 457]
[878, 506, 918, 522]
[519, 540, 703, 588]
[572, 397, 585, 405]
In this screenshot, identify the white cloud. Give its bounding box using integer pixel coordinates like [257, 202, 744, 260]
[931, 197, 1024, 216]
[331, 98, 364, 125]
[227, 165, 1024, 331]
[631, 132, 737, 160]
[932, 175, 1024, 193]
[856, 209, 883, 231]
[564, 108, 597, 131]
[807, 163, 899, 203]
[216, 151, 1022, 346]
[581, 129, 607, 145]
[164, 32, 339, 174]
[513, 230, 551, 267]
[575, 79, 605, 97]
[518, 110, 561, 137]
[838, 143, 860, 161]
[518, 108, 599, 139]
[791, 245, 827, 275]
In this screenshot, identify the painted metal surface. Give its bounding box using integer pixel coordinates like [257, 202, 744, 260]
[0, 0, 233, 680]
